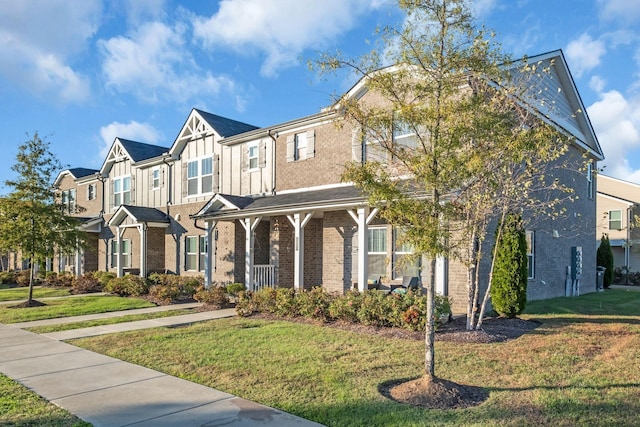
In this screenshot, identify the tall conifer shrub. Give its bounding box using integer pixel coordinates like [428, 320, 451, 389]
[490, 212, 528, 317]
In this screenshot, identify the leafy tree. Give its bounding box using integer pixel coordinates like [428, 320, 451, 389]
[0, 133, 85, 305]
[313, 0, 581, 387]
[597, 233, 614, 288]
[490, 212, 527, 317]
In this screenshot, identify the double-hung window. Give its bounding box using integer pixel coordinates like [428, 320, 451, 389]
[60, 189, 76, 213]
[248, 143, 259, 170]
[609, 210, 622, 230]
[586, 161, 594, 199]
[526, 231, 535, 279]
[185, 235, 207, 271]
[393, 228, 420, 279]
[294, 133, 307, 161]
[151, 167, 161, 189]
[87, 183, 96, 201]
[113, 176, 131, 207]
[110, 239, 131, 268]
[187, 157, 213, 196]
[367, 227, 387, 277]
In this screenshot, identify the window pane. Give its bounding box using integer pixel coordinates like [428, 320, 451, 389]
[609, 210, 622, 229]
[186, 236, 197, 252]
[295, 133, 307, 160]
[368, 254, 386, 277]
[201, 157, 212, 175]
[368, 228, 386, 253]
[188, 179, 198, 196]
[113, 179, 121, 193]
[393, 254, 420, 278]
[201, 175, 212, 194]
[123, 177, 130, 191]
[187, 161, 198, 178]
[114, 193, 121, 207]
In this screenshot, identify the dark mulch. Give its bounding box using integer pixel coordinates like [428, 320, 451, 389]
[10, 299, 47, 308]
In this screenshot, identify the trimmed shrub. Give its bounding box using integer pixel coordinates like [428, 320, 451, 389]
[275, 287, 297, 317]
[104, 275, 148, 297]
[491, 212, 528, 318]
[0, 271, 16, 284]
[236, 291, 257, 317]
[43, 271, 74, 287]
[296, 287, 334, 321]
[93, 271, 117, 288]
[146, 273, 200, 303]
[226, 283, 246, 296]
[357, 291, 390, 326]
[193, 285, 230, 307]
[15, 270, 32, 287]
[597, 234, 615, 288]
[253, 287, 278, 313]
[328, 290, 362, 322]
[70, 272, 103, 294]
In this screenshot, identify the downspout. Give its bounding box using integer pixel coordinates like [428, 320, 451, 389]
[162, 154, 172, 216]
[268, 129, 277, 195]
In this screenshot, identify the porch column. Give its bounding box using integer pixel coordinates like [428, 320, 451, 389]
[138, 223, 148, 278]
[286, 212, 314, 290]
[116, 226, 125, 278]
[75, 248, 82, 276]
[347, 207, 379, 292]
[204, 220, 217, 289]
[240, 217, 262, 290]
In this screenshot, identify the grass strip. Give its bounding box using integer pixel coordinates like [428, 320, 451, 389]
[25, 308, 195, 333]
[0, 374, 91, 426]
[0, 286, 73, 301]
[0, 295, 156, 324]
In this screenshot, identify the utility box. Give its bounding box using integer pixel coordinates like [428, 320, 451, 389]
[571, 246, 583, 280]
[596, 266, 606, 292]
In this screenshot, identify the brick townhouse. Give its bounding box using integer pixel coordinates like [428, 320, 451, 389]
[53, 50, 603, 313]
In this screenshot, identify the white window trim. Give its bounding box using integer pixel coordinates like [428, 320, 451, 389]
[294, 133, 308, 161]
[186, 156, 214, 197]
[247, 142, 259, 171]
[526, 231, 535, 280]
[113, 175, 131, 208]
[185, 235, 207, 272]
[392, 227, 419, 279]
[87, 183, 96, 201]
[151, 167, 161, 190]
[609, 209, 622, 230]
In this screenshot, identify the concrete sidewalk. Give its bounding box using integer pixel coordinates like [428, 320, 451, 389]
[0, 324, 323, 426]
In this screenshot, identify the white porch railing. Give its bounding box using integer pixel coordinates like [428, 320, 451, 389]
[251, 264, 277, 292]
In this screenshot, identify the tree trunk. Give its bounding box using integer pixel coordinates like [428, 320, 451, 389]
[28, 256, 35, 304]
[425, 257, 437, 379]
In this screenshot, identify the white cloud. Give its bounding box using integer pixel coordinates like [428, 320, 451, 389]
[471, 0, 498, 18]
[0, 0, 101, 104]
[566, 33, 606, 78]
[99, 120, 162, 159]
[587, 90, 640, 180]
[99, 21, 238, 105]
[192, 0, 386, 77]
[597, 0, 640, 25]
[589, 76, 607, 93]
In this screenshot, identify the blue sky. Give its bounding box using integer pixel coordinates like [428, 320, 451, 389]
[1, 0, 639, 194]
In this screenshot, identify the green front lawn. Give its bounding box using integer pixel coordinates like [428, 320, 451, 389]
[0, 374, 90, 426]
[71, 289, 640, 426]
[25, 308, 196, 333]
[0, 295, 156, 324]
[0, 286, 73, 302]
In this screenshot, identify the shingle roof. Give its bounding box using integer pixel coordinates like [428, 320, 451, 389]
[68, 168, 98, 179]
[195, 109, 259, 138]
[118, 139, 169, 162]
[120, 205, 170, 223]
[196, 186, 368, 220]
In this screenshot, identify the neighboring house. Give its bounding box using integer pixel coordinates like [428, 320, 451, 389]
[51, 50, 603, 313]
[596, 174, 640, 275]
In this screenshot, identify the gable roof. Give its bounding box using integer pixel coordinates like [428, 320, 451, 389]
[193, 185, 368, 220]
[169, 109, 260, 157]
[340, 50, 604, 161]
[54, 167, 99, 186]
[194, 109, 259, 138]
[117, 139, 168, 162]
[108, 205, 171, 227]
[504, 50, 604, 160]
[101, 138, 169, 175]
